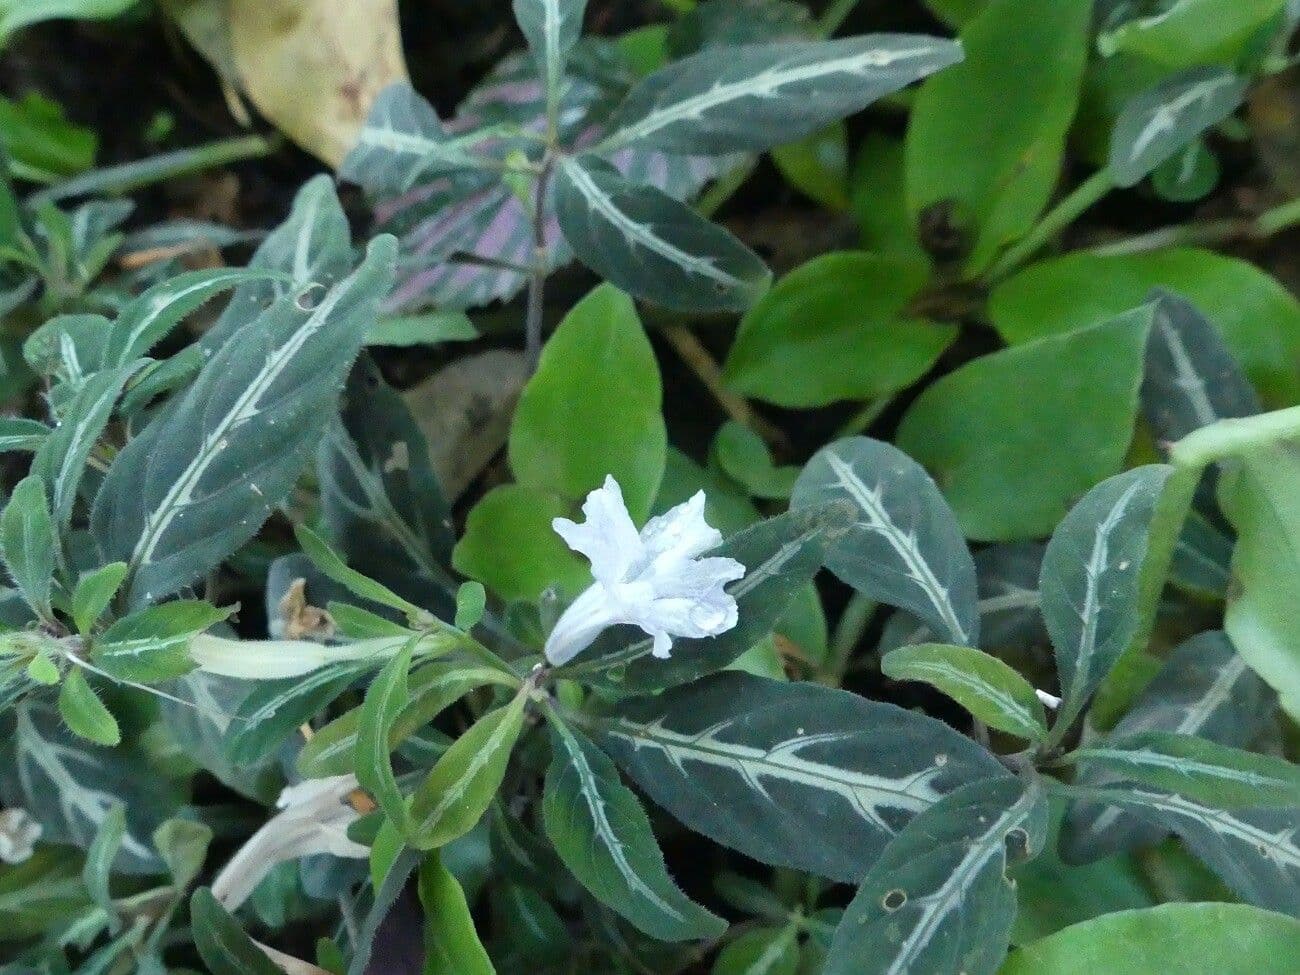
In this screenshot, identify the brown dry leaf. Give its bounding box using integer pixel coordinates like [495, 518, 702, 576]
[276, 577, 336, 641]
[402, 349, 530, 503]
[163, 0, 408, 166]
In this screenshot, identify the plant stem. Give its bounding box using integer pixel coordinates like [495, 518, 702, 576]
[1091, 194, 1300, 257]
[30, 134, 281, 204]
[985, 168, 1114, 282]
[525, 157, 556, 372]
[1171, 405, 1300, 469]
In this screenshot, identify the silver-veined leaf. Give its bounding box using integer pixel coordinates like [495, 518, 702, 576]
[560, 504, 844, 691]
[91, 236, 396, 607]
[823, 777, 1048, 975]
[596, 671, 1009, 882]
[554, 155, 770, 312]
[598, 34, 962, 154]
[1039, 465, 1173, 731]
[1065, 731, 1300, 809]
[543, 718, 726, 942]
[0, 475, 55, 619]
[0, 417, 49, 453]
[355, 640, 415, 831]
[1110, 67, 1247, 188]
[513, 0, 588, 114]
[792, 436, 978, 646]
[882, 643, 1048, 742]
[1062, 630, 1274, 863]
[1142, 290, 1260, 445]
[191, 887, 282, 975]
[1064, 783, 1300, 917]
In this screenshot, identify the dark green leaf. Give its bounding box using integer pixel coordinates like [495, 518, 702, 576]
[597, 671, 1008, 882]
[793, 436, 977, 646]
[0, 417, 49, 453]
[712, 925, 798, 975]
[295, 521, 426, 620]
[191, 887, 282, 975]
[0, 475, 56, 618]
[82, 802, 125, 920]
[543, 718, 726, 942]
[514, 0, 587, 113]
[225, 660, 370, 765]
[824, 777, 1047, 975]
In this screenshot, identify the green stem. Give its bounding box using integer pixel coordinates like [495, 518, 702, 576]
[1171, 405, 1300, 469]
[985, 168, 1115, 283]
[30, 134, 280, 204]
[1092, 194, 1300, 257]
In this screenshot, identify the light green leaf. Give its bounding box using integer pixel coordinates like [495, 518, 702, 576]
[91, 236, 396, 608]
[711, 421, 799, 501]
[598, 671, 1008, 882]
[850, 134, 929, 263]
[454, 582, 486, 631]
[0, 475, 56, 619]
[1110, 68, 1246, 188]
[357, 640, 415, 832]
[906, 0, 1091, 273]
[599, 34, 962, 154]
[57, 669, 120, 746]
[419, 853, 496, 975]
[70, 561, 127, 634]
[554, 157, 770, 313]
[153, 817, 212, 888]
[988, 249, 1300, 404]
[1098, 0, 1287, 68]
[771, 123, 849, 210]
[410, 690, 527, 849]
[792, 436, 977, 646]
[0, 0, 136, 43]
[295, 521, 426, 620]
[94, 599, 231, 683]
[723, 252, 954, 408]
[561, 505, 842, 691]
[883, 643, 1047, 741]
[509, 284, 666, 519]
[1001, 903, 1300, 975]
[712, 925, 798, 975]
[1066, 731, 1300, 808]
[897, 307, 1153, 540]
[543, 717, 726, 942]
[1040, 466, 1173, 732]
[824, 778, 1048, 975]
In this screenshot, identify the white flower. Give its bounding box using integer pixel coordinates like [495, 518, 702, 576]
[544, 476, 746, 667]
[1035, 688, 1062, 710]
[211, 774, 369, 910]
[0, 807, 41, 864]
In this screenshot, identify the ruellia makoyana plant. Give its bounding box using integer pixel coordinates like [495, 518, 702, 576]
[3, 0, 1300, 973]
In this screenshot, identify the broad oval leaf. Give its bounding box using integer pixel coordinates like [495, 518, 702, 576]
[1040, 465, 1173, 729]
[1062, 630, 1274, 863]
[824, 777, 1048, 975]
[554, 155, 770, 312]
[57, 669, 120, 747]
[1066, 731, 1300, 809]
[882, 643, 1048, 742]
[543, 719, 726, 942]
[1110, 67, 1247, 188]
[1000, 903, 1300, 975]
[560, 504, 844, 691]
[597, 671, 1008, 882]
[600, 34, 963, 154]
[91, 236, 396, 608]
[792, 436, 978, 646]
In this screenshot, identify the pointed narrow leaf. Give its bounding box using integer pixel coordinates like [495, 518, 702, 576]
[105, 266, 288, 366]
[1142, 290, 1260, 444]
[543, 718, 725, 942]
[882, 643, 1048, 741]
[410, 690, 527, 848]
[1110, 68, 1247, 188]
[824, 777, 1048, 975]
[419, 853, 496, 975]
[83, 803, 126, 919]
[224, 660, 371, 765]
[32, 363, 138, 532]
[597, 671, 1008, 882]
[0, 475, 56, 618]
[600, 34, 962, 154]
[94, 600, 232, 683]
[1066, 732, 1300, 809]
[1066, 784, 1300, 916]
[1062, 630, 1274, 863]
[356, 640, 415, 830]
[513, 0, 587, 112]
[295, 522, 426, 620]
[562, 504, 844, 691]
[191, 888, 282, 975]
[58, 669, 120, 746]
[1040, 465, 1173, 730]
[554, 155, 770, 312]
[713, 925, 799, 975]
[71, 562, 127, 635]
[153, 818, 212, 888]
[0, 417, 50, 453]
[793, 436, 977, 646]
[92, 236, 397, 608]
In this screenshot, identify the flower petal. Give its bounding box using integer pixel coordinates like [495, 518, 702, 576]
[544, 582, 619, 666]
[552, 475, 643, 586]
[637, 490, 723, 576]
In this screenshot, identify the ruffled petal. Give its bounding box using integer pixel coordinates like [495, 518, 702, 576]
[636, 490, 722, 576]
[552, 475, 642, 586]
